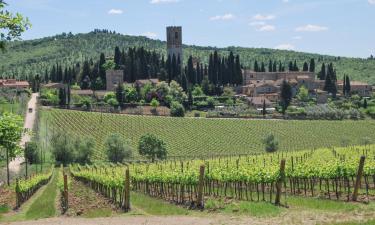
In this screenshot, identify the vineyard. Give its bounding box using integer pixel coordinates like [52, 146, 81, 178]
[15, 166, 53, 208]
[70, 145, 375, 210]
[44, 108, 375, 160]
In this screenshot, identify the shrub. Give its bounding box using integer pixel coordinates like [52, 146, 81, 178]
[138, 134, 167, 162]
[150, 98, 160, 109]
[107, 98, 119, 107]
[207, 97, 216, 108]
[263, 134, 279, 153]
[25, 142, 39, 164]
[51, 131, 76, 165]
[105, 133, 132, 163]
[75, 136, 95, 164]
[170, 101, 185, 117]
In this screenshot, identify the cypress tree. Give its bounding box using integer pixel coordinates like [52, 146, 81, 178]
[303, 62, 309, 71]
[345, 75, 351, 96]
[268, 60, 273, 72]
[99, 53, 106, 84]
[235, 55, 242, 85]
[278, 62, 283, 72]
[187, 56, 195, 84]
[309, 58, 315, 72]
[364, 98, 368, 109]
[342, 74, 347, 96]
[293, 60, 299, 71]
[280, 80, 292, 114]
[319, 63, 326, 80]
[288, 61, 293, 71]
[114, 46, 121, 68]
[254, 60, 259, 72]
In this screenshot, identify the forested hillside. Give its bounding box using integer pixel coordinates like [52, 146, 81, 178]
[1, 30, 375, 84]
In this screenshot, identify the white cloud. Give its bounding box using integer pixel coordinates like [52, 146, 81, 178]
[108, 9, 123, 15]
[257, 25, 276, 32]
[210, 13, 235, 21]
[150, 0, 179, 4]
[275, 44, 295, 50]
[282, 0, 289, 3]
[142, 32, 157, 39]
[249, 21, 266, 26]
[369, 0, 375, 4]
[296, 24, 328, 32]
[253, 14, 276, 21]
[292, 36, 302, 40]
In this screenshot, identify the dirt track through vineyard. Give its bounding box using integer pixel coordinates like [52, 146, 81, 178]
[4, 209, 375, 225]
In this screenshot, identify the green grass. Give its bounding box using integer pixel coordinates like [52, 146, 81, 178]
[287, 196, 359, 212]
[44, 108, 375, 159]
[205, 198, 283, 217]
[24, 170, 58, 220]
[130, 192, 191, 215]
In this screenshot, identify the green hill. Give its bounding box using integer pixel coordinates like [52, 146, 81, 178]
[1, 31, 375, 84]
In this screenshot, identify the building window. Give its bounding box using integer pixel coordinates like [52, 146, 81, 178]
[175, 32, 178, 39]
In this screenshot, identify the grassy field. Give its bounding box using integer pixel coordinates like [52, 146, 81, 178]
[43, 108, 375, 160]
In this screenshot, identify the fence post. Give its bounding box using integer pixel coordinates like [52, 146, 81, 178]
[275, 159, 286, 205]
[63, 174, 68, 211]
[197, 165, 205, 209]
[124, 168, 130, 212]
[352, 156, 365, 201]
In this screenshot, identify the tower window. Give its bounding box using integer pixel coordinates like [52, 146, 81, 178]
[175, 32, 178, 39]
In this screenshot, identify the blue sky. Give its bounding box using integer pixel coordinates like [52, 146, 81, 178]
[6, 0, 375, 58]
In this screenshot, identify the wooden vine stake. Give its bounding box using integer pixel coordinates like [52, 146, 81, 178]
[63, 174, 68, 211]
[197, 165, 205, 209]
[352, 156, 365, 201]
[275, 159, 286, 205]
[123, 168, 130, 212]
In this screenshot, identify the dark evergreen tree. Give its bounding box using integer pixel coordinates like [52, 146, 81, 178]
[114, 46, 121, 68]
[345, 75, 351, 96]
[309, 58, 315, 72]
[318, 63, 326, 80]
[280, 80, 292, 114]
[99, 53, 106, 84]
[254, 60, 259, 72]
[288, 61, 293, 71]
[303, 62, 309, 71]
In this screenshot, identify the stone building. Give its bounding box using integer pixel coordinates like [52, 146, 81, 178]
[106, 70, 123, 91]
[166, 26, 183, 62]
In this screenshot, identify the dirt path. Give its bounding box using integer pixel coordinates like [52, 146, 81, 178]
[8, 93, 39, 174]
[64, 178, 117, 217]
[3, 211, 374, 225]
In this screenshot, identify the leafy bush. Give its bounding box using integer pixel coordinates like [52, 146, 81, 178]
[51, 130, 96, 165]
[105, 133, 132, 163]
[170, 101, 185, 117]
[25, 141, 39, 164]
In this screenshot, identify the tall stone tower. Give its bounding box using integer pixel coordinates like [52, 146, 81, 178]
[166, 26, 183, 62]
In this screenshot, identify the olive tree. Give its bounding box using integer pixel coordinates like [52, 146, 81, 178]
[263, 134, 279, 153]
[105, 133, 132, 163]
[138, 134, 167, 162]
